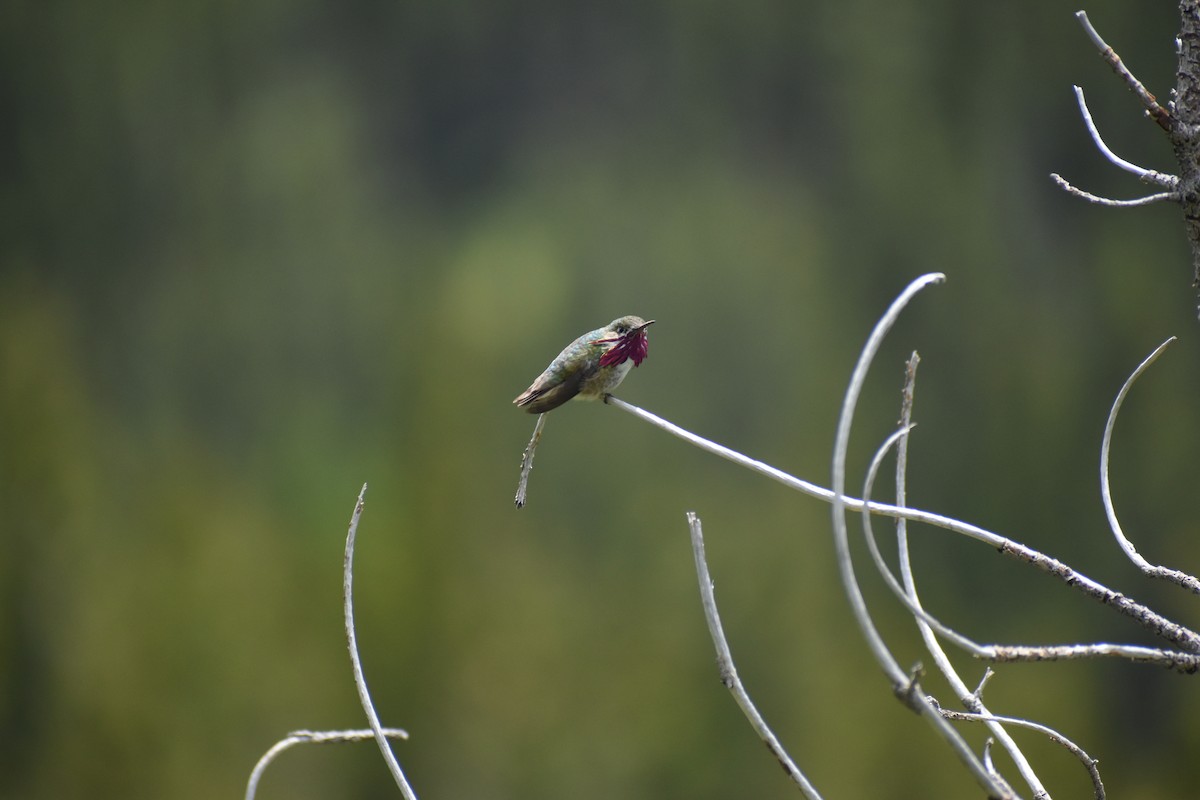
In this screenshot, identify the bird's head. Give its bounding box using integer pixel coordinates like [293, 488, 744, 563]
[596, 316, 655, 367]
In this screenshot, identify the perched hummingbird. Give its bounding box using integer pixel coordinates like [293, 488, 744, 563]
[514, 316, 655, 413]
[512, 316, 654, 507]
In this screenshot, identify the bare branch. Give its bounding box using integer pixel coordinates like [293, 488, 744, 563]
[1075, 10, 1174, 131]
[880, 359, 1049, 799]
[603, 399, 1200, 654]
[830, 275, 943, 685]
[246, 728, 410, 800]
[989, 643, 1200, 672]
[1070, 85, 1179, 187]
[1049, 173, 1178, 207]
[1051, 80, 1182, 209]
[980, 739, 1019, 800]
[862, 426, 1200, 672]
[514, 412, 547, 508]
[972, 667, 996, 701]
[941, 710, 1104, 800]
[343, 483, 420, 799]
[861, 427, 990, 656]
[1101, 337, 1200, 594]
[1067, 9, 1200, 310]
[685, 513, 823, 799]
[827, 273, 1010, 798]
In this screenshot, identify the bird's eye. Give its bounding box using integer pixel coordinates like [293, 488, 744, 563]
[616, 325, 628, 334]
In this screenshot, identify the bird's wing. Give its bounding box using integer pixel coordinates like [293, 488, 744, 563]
[513, 367, 585, 413]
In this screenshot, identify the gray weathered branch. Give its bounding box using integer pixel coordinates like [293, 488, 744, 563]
[1062, 6, 1200, 313]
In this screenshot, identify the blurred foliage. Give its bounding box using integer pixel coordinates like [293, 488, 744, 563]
[2, 0, 1200, 798]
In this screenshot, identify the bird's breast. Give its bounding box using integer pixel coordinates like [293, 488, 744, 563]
[577, 359, 634, 399]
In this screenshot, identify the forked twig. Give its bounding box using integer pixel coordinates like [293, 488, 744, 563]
[659, 276, 1200, 796]
[892, 354, 1048, 797]
[1064, 9, 1200, 312]
[246, 485, 419, 798]
[941, 710, 1104, 800]
[1054, 13, 1184, 208]
[1070, 85, 1178, 188]
[865, 423, 1048, 796]
[1050, 85, 1181, 207]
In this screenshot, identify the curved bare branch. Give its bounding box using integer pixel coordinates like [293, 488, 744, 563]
[246, 728, 410, 800]
[1070, 85, 1178, 186]
[1101, 337, 1200, 594]
[1049, 173, 1178, 207]
[942, 710, 1104, 800]
[827, 273, 1010, 797]
[343, 484, 420, 799]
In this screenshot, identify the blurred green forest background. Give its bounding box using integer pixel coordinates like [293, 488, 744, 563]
[4, 0, 1200, 797]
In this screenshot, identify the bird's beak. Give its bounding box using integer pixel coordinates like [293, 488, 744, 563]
[635, 320, 656, 331]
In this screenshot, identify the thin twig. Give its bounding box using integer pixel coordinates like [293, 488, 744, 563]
[1075, 10, 1173, 131]
[827, 273, 1009, 798]
[1101, 337, 1200, 594]
[941, 710, 1104, 800]
[888, 355, 1049, 798]
[245, 728, 410, 800]
[861, 427, 989, 655]
[1050, 173, 1178, 207]
[980, 738, 1018, 800]
[890, 358, 978, 654]
[1070, 85, 1179, 187]
[972, 668, 996, 700]
[515, 412, 547, 508]
[343, 483, 420, 799]
[685, 512, 823, 799]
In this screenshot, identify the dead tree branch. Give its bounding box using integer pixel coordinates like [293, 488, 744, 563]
[686, 512, 823, 798]
[1059, 6, 1200, 312]
[343, 483, 421, 799]
[1101, 337, 1200, 594]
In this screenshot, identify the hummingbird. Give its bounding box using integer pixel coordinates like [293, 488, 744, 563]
[513, 315, 655, 507]
[513, 316, 656, 413]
